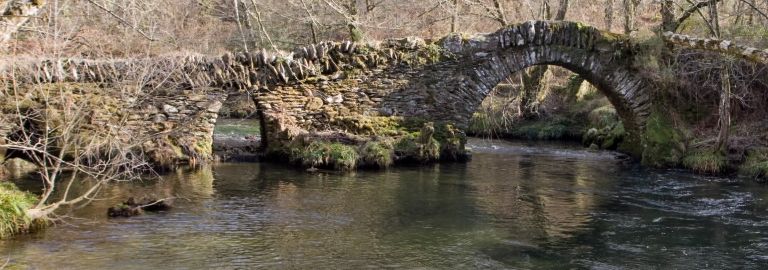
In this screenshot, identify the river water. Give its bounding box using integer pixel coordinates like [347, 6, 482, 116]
[3, 139, 768, 269]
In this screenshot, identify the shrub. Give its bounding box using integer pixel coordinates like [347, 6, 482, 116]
[295, 141, 359, 170]
[739, 149, 768, 181]
[359, 140, 394, 168]
[682, 149, 727, 174]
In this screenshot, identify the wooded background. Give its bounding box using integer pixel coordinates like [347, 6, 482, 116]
[1, 0, 766, 57]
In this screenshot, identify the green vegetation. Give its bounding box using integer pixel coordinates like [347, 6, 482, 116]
[630, 29, 666, 71]
[588, 105, 619, 128]
[394, 133, 441, 163]
[397, 41, 448, 66]
[433, 124, 467, 161]
[289, 141, 358, 170]
[582, 105, 626, 150]
[740, 149, 768, 180]
[359, 140, 394, 168]
[641, 111, 688, 167]
[468, 76, 625, 147]
[0, 182, 39, 239]
[147, 135, 187, 168]
[291, 141, 359, 170]
[682, 149, 727, 175]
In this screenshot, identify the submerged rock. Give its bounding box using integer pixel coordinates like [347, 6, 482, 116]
[107, 197, 173, 218]
[107, 204, 142, 218]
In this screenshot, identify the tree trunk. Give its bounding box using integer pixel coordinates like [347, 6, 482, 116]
[554, 0, 569, 20]
[309, 21, 318, 44]
[346, 0, 364, 42]
[708, 0, 720, 37]
[540, 0, 552, 19]
[0, 0, 47, 46]
[518, 66, 549, 119]
[605, 0, 614, 30]
[492, 0, 508, 26]
[517, 0, 568, 119]
[734, 0, 743, 25]
[661, 0, 676, 32]
[233, 0, 249, 52]
[451, 0, 459, 32]
[622, 0, 640, 34]
[711, 0, 729, 153]
[298, 0, 318, 44]
[716, 65, 731, 153]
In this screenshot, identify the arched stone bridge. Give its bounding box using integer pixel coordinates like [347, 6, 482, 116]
[2, 21, 653, 163]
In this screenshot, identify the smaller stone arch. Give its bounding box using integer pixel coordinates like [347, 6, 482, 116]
[439, 21, 652, 135]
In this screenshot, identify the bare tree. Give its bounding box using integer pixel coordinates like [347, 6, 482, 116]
[661, 0, 724, 33]
[464, 0, 509, 26]
[0, 0, 47, 46]
[1, 82, 151, 221]
[323, 0, 366, 42]
[705, 0, 731, 153]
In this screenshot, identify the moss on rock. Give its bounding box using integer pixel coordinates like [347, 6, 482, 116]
[641, 111, 688, 167]
[332, 116, 407, 136]
[394, 133, 441, 163]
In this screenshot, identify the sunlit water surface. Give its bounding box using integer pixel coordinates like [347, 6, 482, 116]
[3, 139, 768, 269]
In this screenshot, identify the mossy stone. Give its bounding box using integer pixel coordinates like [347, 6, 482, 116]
[641, 111, 687, 167]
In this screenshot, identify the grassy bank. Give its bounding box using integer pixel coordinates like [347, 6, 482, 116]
[0, 182, 40, 239]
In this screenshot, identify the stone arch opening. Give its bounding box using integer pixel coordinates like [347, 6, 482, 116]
[425, 21, 651, 143]
[463, 53, 645, 138]
[212, 91, 266, 161]
[469, 65, 624, 146]
[446, 31, 649, 145]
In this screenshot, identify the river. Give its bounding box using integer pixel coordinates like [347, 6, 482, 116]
[2, 138, 768, 269]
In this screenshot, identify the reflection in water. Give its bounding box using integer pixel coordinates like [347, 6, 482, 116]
[3, 139, 768, 269]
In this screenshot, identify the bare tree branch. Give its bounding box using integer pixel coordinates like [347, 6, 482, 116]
[83, 0, 157, 42]
[674, 0, 723, 32]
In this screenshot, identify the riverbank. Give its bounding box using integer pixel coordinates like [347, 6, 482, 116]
[466, 69, 768, 181]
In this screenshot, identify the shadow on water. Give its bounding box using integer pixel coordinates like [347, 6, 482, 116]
[3, 138, 768, 269]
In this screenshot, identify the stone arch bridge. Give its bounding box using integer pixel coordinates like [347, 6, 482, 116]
[2, 21, 653, 163]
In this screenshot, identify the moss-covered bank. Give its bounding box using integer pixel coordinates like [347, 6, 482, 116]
[267, 117, 469, 170]
[637, 107, 768, 180]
